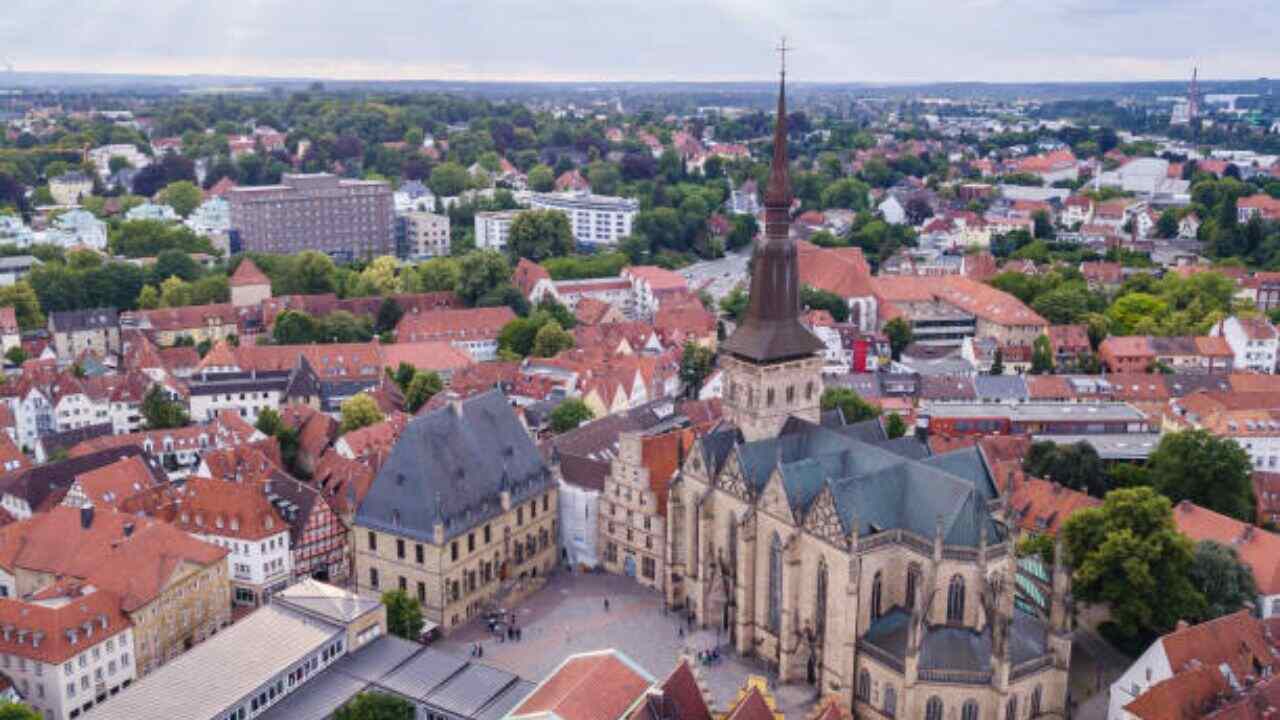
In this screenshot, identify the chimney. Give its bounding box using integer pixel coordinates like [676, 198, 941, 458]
[80, 505, 94, 530]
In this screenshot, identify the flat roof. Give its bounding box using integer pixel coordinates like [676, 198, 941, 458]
[1032, 433, 1161, 460]
[926, 402, 1146, 423]
[94, 604, 342, 720]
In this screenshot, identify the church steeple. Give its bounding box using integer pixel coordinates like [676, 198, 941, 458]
[719, 38, 824, 365]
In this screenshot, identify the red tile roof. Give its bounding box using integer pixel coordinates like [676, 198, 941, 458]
[513, 258, 551, 298]
[380, 341, 474, 374]
[229, 258, 271, 288]
[395, 307, 516, 343]
[510, 650, 654, 720]
[0, 583, 130, 664]
[1173, 501, 1280, 594]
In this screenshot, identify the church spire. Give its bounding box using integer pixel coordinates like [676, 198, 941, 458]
[718, 37, 824, 365]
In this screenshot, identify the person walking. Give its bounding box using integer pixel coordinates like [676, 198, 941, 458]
[604, 597, 610, 612]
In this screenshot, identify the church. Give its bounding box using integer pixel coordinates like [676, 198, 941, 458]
[665, 57, 1071, 719]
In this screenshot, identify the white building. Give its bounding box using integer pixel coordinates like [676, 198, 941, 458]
[44, 210, 108, 251]
[0, 216, 35, 249]
[878, 195, 907, 225]
[0, 585, 137, 720]
[402, 211, 450, 258]
[87, 145, 149, 180]
[49, 172, 93, 206]
[474, 209, 521, 251]
[1097, 157, 1190, 197]
[529, 192, 638, 248]
[557, 476, 600, 568]
[124, 203, 178, 223]
[1213, 316, 1279, 374]
[185, 198, 230, 236]
[13, 385, 54, 455]
[0, 255, 42, 287]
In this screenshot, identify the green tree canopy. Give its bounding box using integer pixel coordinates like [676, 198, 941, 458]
[1023, 440, 1110, 497]
[340, 394, 385, 433]
[1059, 487, 1204, 644]
[507, 209, 574, 261]
[381, 589, 425, 641]
[157, 180, 203, 218]
[429, 162, 470, 197]
[335, 692, 414, 720]
[455, 250, 510, 306]
[142, 384, 189, 429]
[549, 399, 594, 433]
[1189, 540, 1258, 621]
[527, 164, 555, 192]
[820, 387, 880, 423]
[404, 371, 443, 413]
[1147, 429, 1254, 521]
[532, 320, 574, 357]
[883, 317, 913, 360]
[679, 342, 715, 398]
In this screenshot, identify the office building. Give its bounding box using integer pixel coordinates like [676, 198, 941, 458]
[227, 174, 393, 260]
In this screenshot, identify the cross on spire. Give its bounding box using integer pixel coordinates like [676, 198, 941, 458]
[776, 36, 791, 77]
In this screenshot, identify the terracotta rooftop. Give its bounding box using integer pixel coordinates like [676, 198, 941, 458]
[395, 306, 516, 343]
[229, 258, 271, 287]
[509, 649, 655, 720]
[0, 583, 130, 664]
[1173, 501, 1280, 594]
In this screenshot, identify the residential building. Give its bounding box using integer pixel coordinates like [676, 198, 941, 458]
[1045, 325, 1092, 370]
[529, 192, 639, 248]
[0, 583, 136, 720]
[87, 145, 149, 180]
[600, 425, 700, 592]
[49, 171, 93, 205]
[394, 307, 516, 362]
[118, 303, 244, 346]
[0, 506, 231, 675]
[0, 215, 35, 248]
[0, 306, 19, 354]
[227, 174, 394, 260]
[1171, 501, 1280, 620]
[1061, 195, 1094, 226]
[49, 308, 120, 359]
[354, 390, 558, 632]
[1238, 194, 1280, 223]
[1108, 611, 1276, 719]
[922, 402, 1149, 436]
[507, 650, 657, 720]
[184, 197, 230, 238]
[0, 255, 42, 288]
[124, 202, 177, 223]
[622, 265, 690, 321]
[473, 210, 521, 251]
[229, 258, 273, 308]
[1213, 316, 1279, 373]
[93, 579, 386, 720]
[186, 360, 320, 424]
[44, 210, 107, 251]
[401, 210, 451, 258]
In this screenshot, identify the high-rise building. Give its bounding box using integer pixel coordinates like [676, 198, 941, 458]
[529, 192, 638, 248]
[227, 173, 393, 260]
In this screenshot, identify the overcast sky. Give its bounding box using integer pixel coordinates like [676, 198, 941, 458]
[1, 0, 1275, 84]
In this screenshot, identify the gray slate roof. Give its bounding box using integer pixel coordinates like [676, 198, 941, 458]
[862, 607, 1050, 671]
[973, 375, 1029, 402]
[357, 390, 551, 543]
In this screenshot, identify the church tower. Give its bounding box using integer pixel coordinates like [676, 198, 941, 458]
[719, 44, 826, 442]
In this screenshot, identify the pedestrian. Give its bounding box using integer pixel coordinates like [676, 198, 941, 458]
[604, 597, 610, 612]
[678, 626, 684, 639]
[479, 644, 484, 658]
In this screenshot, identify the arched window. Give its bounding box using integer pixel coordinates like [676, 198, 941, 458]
[766, 387, 775, 406]
[1031, 685, 1042, 716]
[962, 699, 980, 720]
[1005, 696, 1018, 720]
[925, 696, 943, 720]
[815, 558, 828, 638]
[906, 563, 920, 610]
[870, 571, 883, 621]
[768, 533, 782, 633]
[883, 686, 897, 718]
[947, 574, 966, 623]
[856, 670, 870, 701]
[727, 517, 738, 579]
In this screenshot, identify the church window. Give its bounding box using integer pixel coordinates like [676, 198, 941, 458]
[786, 385, 795, 403]
[925, 697, 943, 720]
[1005, 696, 1018, 720]
[727, 518, 738, 579]
[962, 700, 979, 720]
[856, 670, 870, 701]
[815, 558, 828, 638]
[805, 381, 814, 400]
[1031, 686, 1042, 716]
[883, 686, 897, 717]
[870, 571, 883, 621]
[766, 388, 775, 407]
[947, 575, 965, 623]
[905, 563, 920, 610]
[767, 533, 782, 633]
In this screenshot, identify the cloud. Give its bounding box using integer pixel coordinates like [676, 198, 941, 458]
[1, 0, 1276, 82]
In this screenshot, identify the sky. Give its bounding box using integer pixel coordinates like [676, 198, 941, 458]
[1, 0, 1276, 84]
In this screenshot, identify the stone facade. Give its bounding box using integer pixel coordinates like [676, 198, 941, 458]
[131, 560, 232, 675]
[721, 353, 824, 442]
[355, 486, 558, 632]
[600, 431, 666, 590]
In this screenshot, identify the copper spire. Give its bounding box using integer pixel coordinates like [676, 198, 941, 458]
[719, 38, 824, 365]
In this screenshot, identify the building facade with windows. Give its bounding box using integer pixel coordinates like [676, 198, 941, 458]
[227, 173, 394, 259]
[401, 211, 451, 258]
[473, 210, 521, 251]
[529, 192, 638, 248]
[354, 391, 558, 632]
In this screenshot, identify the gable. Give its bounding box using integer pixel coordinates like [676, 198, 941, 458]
[759, 470, 793, 524]
[802, 486, 847, 549]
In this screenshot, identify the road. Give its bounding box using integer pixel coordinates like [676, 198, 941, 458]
[680, 249, 750, 303]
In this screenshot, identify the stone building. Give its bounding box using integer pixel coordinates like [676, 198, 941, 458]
[665, 68, 1072, 718]
[354, 390, 558, 632]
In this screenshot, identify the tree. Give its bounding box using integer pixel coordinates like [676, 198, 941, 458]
[141, 385, 189, 429]
[0, 282, 44, 330]
[884, 413, 907, 439]
[904, 194, 934, 225]
[4, 346, 26, 366]
[335, 691, 414, 720]
[157, 180, 202, 218]
[1031, 335, 1054, 375]
[375, 297, 404, 334]
[820, 387, 880, 423]
[1023, 440, 1110, 497]
[726, 214, 758, 251]
[255, 408, 284, 437]
[819, 178, 870, 211]
[586, 161, 621, 195]
[719, 287, 748, 322]
[1147, 429, 1254, 521]
[273, 310, 320, 345]
[527, 164, 555, 192]
[151, 249, 202, 283]
[989, 347, 1005, 375]
[883, 317, 913, 360]
[381, 588, 425, 641]
[159, 275, 194, 308]
[340, 394, 385, 433]
[1031, 285, 1091, 325]
[679, 342, 715, 398]
[404, 371, 443, 413]
[284, 251, 338, 295]
[532, 320, 574, 357]
[1156, 209, 1180, 239]
[1189, 540, 1258, 621]
[455, 250, 510, 306]
[800, 286, 849, 323]
[549, 399, 594, 433]
[507, 210, 574, 261]
[429, 162, 469, 197]
[392, 362, 417, 391]
[1060, 487, 1204, 644]
[0, 704, 42, 720]
[1106, 293, 1168, 336]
